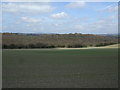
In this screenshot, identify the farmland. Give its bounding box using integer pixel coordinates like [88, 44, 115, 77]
[2, 48, 118, 88]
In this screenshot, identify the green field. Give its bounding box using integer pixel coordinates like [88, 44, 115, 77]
[2, 48, 118, 88]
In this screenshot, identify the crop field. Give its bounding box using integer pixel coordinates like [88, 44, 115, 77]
[2, 48, 118, 88]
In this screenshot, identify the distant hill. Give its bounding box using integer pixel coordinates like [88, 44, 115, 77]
[2, 33, 119, 49]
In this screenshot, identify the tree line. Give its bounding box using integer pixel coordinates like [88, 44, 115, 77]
[2, 42, 117, 49]
[2, 33, 118, 49]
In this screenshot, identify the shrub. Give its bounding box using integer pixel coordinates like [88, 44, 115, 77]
[2, 44, 9, 49]
[56, 45, 65, 48]
[67, 44, 87, 48]
[28, 44, 36, 48]
[48, 45, 56, 48]
[95, 43, 116, 47]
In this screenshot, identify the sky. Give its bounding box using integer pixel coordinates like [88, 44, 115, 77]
[1, 2, 118, 34]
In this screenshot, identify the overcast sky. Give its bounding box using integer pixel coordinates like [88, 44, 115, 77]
[1, 2, 118, 34]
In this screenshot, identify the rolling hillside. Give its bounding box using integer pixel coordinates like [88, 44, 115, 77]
[2, 33, 118, 49]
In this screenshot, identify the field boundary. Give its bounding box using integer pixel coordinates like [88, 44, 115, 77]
[2, 44, 119, 50]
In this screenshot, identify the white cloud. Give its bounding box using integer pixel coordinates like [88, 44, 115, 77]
[74, 24, 84, 30]
[2, 3, 54, 14]
[51, 12, 67, 19]
[3, 0, 52, 2]
[21, 17, 41, 23]
[2, 0, 120, 2]
[74, 17, 118, 34]
[66, 1, 86, 8]
[101, 5, 118, 12]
